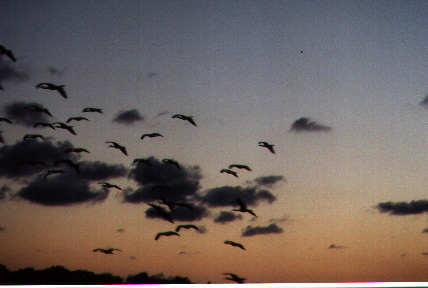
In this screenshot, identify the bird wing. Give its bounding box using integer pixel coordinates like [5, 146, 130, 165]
[56, 86, 67, 98]
[268, 145, 275, 154]
[186, 117, 197, 126]
[119, 146, 128, 156]
[236, 197, 247, 210]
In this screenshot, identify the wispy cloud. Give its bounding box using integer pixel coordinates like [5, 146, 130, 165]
[214, 211, 242, 224]
[112, 109, 144, 125]
[252, 175, 285, 188]
[3, 101, 52, 126]
[328, 244, 347, 249]
[290, 117, 332, 132]
[376, 200, 428, 215]
[241, 223, 283, 236]
[47, 66, 67, 77]
[0, 184, 12, 200]
[0, 57, 30, 87]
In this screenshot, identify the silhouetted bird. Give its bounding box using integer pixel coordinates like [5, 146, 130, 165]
[162, 158, 180, 169]
[155, 231, 180, 240]
[23, 134, 44, 140]
[220, 169, 238, 178]
[233, 197, 257, 217]
[172, 114, 197, 126]
[141, 133, 163, 139]
[43, 169, 65, 179]
[147, 203, 174, 224]
[159, 197, 193, 211]
[83, 107, 103, 113]
[224, 240, 246, 250]
[228, 164, 251, 171]
[54, 159, 80, 174]
[33, 122, 55, 129]
[133, 158, 151, 166]
[93, 248, 122, 254]
[0, 117, 12, 124]
[65, 147, 90, 154]
[98, 182, 122, 190]
[224, 273, 246, 284]
[0, 45, 17, 62]
[258, 141, 275, 154]
[106, 141, 127, 156]
[53, 122, 76, 135]
[66, 116, 89, 123]
[175, 224, 199, 232]
[35, 83, 67, 99]
[29, 105, 53, 117]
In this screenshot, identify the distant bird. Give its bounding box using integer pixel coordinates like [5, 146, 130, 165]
[224, 273, 246, 284]
[33, 122, 55, 129]
[162, 158, 180, 169]
[224, 240, 246, 250]
[159, 197, 193, 211]
[43, 169, 65, 179]
[35, 83, 67, 99]
[141, 133, 163, 139]
[147, 204, 174, 224]
[220, 169, 238, 178]
[54, 122, 76, 135]
[106, 141, 127, 156]
[0, 45, 17, 62]
[133, 158, 151, 166]
[155, 231, 180, 240]
[258, 141, 275, 154]
[54, 159, 80, 174]
[175, 224, 199, 232]
[228, 164, 251, 171]
[98, 182, 122, 190]
[172, 114, 197, 126]
[83, 107, 103, 113]
[65, 147, 90, 154]
[0, 117, 12, 124]
[233, 197, 257, 217]
[93, 248, 122, 254]
[23, 134, 44, 140]
[66, 116, 89, 123]
[29, 106, 53, 117]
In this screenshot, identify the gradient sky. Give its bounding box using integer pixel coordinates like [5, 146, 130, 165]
[0, 0, 427, 284]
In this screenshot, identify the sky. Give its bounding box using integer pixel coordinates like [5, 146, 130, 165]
[0, 0, 427, 284]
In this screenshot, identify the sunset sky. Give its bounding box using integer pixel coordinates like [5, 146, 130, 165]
[0, 0, 427, 284]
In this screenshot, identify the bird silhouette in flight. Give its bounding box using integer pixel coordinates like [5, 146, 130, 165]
[0, 117, 13, 124]
[93, 248, 122, 254]
[65, 147, 90, 154]
[220, 169, 238, 178]
[172, 114, 197, 126]
[147, 204, 174, 224]
[175, 224, 199, 232]
[233, 197, 257, 217]
[224, 273, 246, 284]
[141, 133, 163, 139]
[66, 116, 89, 123]
[155, 231, 180, 240]
[258, 141, 275, 154]
[53, 122, 76, 135]
[106, 141, 127, 156]
[159, 197, 193, 211]
[43, 169, 65, 179]
[83, 107, 102, 113]
[29, 105, 53, 117]
[98, 182, 122, 190]
[228, 164, 251, 171]
[33, 122, 55, 130]
[224, 240, 246, 250]
[54, 159, 80, 174]
[162, 158, 180, 169]
[0, 45, 17, 62]
[23, 134, 44, 140]
[133, 158, 152, 166]
[35, 83, 67, 99]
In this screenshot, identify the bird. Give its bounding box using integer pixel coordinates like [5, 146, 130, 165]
[92, 248, 122, 254]
[0, 45, 17, 62]
[220, 169, 238, 178]
[83, 107, 102, 113]
[23, 134, 44, 140]
[132, 158, 151, 166]
[66, 116, 89, 123]
[228, 164, 251, 171]
[159, 197, 193, 211]
[98, 182, 122, 190]
[172, 114, 197, 126]
[175, 224, 199, 232]
[233, 197, 257, 217]
[35, 83, 67, 99]
[33, 122, 55, 129]
[147, 204, 174, 224]
[53, 122, 77, 135]
[162, 158, 180, 169]
[43, 169, 65, 179]
[224, 240, 246, 250]
[258, 141, 275, 154]
[65, 147, 90, 154]
[105, 141, 127, 156]
[155, 231, 180, 240]
[224, 273, 246, 284]
[0, 117, 13, 124]
[141, 133, 163, 139]
[54, 159, 80, 174]
[29, 106, 53, 117]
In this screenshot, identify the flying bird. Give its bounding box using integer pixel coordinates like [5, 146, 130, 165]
[29, 106, 53, 117]
[172, 114, 197, 126]
[0, 45, 17, 62]
[175, 224, 199, 232]
[53, 122, 76, 135]
[224, 240, 246, 250]
[54, 159, 80, 174]
[98, 182, 122, 190]
[220, 169, 238, 178]
[147, 204, 174, 224]
[106, 141, 127, 156]
[233, 197, 257, 217]
[228, 164, 251, 171]
[224, 273, 246, 284]
[141, 133, 163, 139]
[155, 231, 180, 240]
[43, 169, 65, 179]
[258, 141, 275, 154]
[65, 147, 90, 154]
[92, 248, 122, 254]
[66, 116, 89, 123]
[83, 107, 103, 113]
[0, 117, 13, 124]
[162, 158, 180, 169]
[133, 158, 151, 166]
[33, 122, 55, 129]
[23, 134, 45, 140]
[35, 83, 67, 99]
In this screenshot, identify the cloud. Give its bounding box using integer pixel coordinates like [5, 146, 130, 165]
[0, 226, 5, 232]
[0, 184, 12, 200]
[0, 57, 30, 86]
[201, 185, 276, 207]
[145, 203, 208, 223]
[376, 200, 428, 215]
[112, 109, 144, 125]
[241, 223, 283, 237]
[290, 117, 332, 132]
[47, 66, 66, 76]
[155, 111, 171, 118]
[116, 228, 125, 233]
[252, 175, 285, 188]
[422, 228, 428, 233]
[146, 71, 157, 79]
[328, 244, 346, 249]
[214, 211, 242, 224]
[3, 101, 52, 126]
[79, 161, 127, 180]
[268, 215, 291, 223]
[419, 95, 428, 107]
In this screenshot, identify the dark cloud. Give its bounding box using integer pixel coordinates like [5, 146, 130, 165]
[78, 161, 127, 180]
[146, 71, 157, 79]
[241, 223, 283, 237]
[214, 211, 242, 224]
[47, 66, 66, 76]
[0, 57, 30, 86]
[3, 101, 51, 126]
[419, 95, 428, 107]
[201, 185, 276, 207]
[268, 215, 291, 223]
[0, 226, 5, 232]
[376, 200, 428, 215]
[117, 228, 125, 233]
[328, 244, 346, 249]
[253, 175, 285, 188]
[0, 184, 12, 200]
[290, 117, 332, 132]
[112, 109, 144, 125]
[421, 228, 428, 233]
[145, 203, 208, 223]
